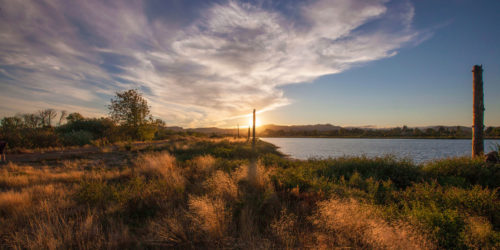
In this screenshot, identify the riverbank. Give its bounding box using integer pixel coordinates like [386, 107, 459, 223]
[1, 137, 498, 248]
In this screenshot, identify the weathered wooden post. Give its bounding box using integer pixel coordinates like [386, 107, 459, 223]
[472, 65, 484, 157]
[248, 109, 257, 183]
[252, 109, 256, 146]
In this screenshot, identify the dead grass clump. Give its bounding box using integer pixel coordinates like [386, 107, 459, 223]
[135, 152, 185, 189]
[194, 155, 216, 172]
[0, 173, 30, 189]
[204, 170, 238, 201]
[0, 162, 88, 189]
[0, 190, 31, 216]
[233, 163, 274, 191]
[188, 195, 231, 243]
[313, 197, 435, 249]
[147, 210, 195, 248]
[186, 155, 217, 182]
[270, 209, 299, 248]
[8, 210, 131, 249]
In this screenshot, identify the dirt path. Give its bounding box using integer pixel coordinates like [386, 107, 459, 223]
[2, 140, 172, 166]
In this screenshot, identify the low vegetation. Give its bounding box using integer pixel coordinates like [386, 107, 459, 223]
[0, 137, 499, 249]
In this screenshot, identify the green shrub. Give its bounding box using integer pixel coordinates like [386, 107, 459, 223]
[409, 205, 465, 249]
[137, 124, 157, 141]
[423, 157, 500, 188]
[75, 180, 115, 208]
[313, 156, 423, 189]
[61, 130, 93, 146]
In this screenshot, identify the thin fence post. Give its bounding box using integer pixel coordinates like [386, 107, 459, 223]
[252, 109, 256, 147]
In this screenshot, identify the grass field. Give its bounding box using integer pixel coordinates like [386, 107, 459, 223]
[0, 137, 498, 249]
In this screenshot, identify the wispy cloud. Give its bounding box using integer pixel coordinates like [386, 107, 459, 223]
[0, 0, 420, 127]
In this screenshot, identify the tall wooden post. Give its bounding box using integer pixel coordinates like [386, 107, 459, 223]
[248, 109, 257, 183]
[252, 109, 256, 146]
[472, 65, 484, 157]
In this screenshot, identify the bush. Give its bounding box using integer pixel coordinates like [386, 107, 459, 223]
[423, 157, 500, 188]
[137, 124, 157, 141]
[57, 118, 119, 143]
[60, 131, 93, 146]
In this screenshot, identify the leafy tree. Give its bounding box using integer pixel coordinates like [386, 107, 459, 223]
[66, 112, 84, 123]
[1, 116, 24, 130]
[22, 113, 41, 128]
[108, 89, 155, 140]
[108, 89, 151, 127]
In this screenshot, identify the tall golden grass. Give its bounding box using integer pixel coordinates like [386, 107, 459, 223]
[313, 197, 435, 249]
[0, 138, 446, 249]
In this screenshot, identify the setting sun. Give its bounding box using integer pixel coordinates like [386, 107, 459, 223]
[248, 117, 262, 127]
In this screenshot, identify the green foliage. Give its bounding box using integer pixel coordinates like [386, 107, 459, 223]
[171, 139, 281, 161]
[137, 124, 157, 141]
[66, 112, 84, 123]
[423, 157, 500, 188]
[108, 89, 151, 128]
[270, 155, 500, 248]
[61, 130, 93, 146]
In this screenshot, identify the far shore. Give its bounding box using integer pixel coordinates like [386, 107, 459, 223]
[259, 136, 500, 140]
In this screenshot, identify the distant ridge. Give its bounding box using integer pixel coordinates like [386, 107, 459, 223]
[169, 124, 473, 134]
[157, 124, 500, 139]
[259, 124, 342, 132]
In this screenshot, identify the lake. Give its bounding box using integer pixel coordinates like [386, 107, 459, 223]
[260, 138, 500, 164]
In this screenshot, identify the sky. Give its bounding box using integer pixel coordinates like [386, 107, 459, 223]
[0, 0, 499, 128]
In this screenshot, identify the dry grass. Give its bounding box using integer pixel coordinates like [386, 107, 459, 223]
[188, 195, 231, 242]
[135, 152, 185, 191]
[0, 190, 31, 216]
[233, 162, 274, 190]
[1, 138, 460, 249]
[8, 208, 131, 249]
[0, 162, 125, 189]
[313, 197, 435, 249]
[204, 170, 238, 201]
[186, 155, 217, 182]
[270, 209, 299, 248]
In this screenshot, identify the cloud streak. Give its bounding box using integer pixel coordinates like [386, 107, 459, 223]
[0, 0, 420, 127]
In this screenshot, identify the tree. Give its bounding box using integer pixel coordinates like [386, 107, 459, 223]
[58, 110, 67, 126]
[38, 109, 57, 127]
[108, 89, 154, 140]
[22, 113, 41, 128]
[66, 113, 84, 123]
[108, 89, 152, 127]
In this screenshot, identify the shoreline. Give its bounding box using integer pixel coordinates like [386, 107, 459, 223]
[260, 136, 500, 140]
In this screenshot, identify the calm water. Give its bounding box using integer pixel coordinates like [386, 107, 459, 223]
[260, 138, 500, 164]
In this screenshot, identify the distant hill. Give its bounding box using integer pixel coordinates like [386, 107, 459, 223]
[161, 124, 498, 139]
[178, 124, 343, 135]
[259, 124, 341, 132]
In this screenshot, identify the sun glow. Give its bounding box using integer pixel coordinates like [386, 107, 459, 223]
[248, 117, 262, 127]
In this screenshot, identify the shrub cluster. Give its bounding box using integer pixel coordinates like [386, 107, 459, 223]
[0, 111, 170, 149]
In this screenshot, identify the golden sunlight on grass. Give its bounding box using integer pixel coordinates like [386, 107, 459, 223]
[0, 137, 497, 249]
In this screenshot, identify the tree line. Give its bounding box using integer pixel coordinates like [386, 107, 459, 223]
[262, 125, 500, 139]
[0, 89, 174, 149]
